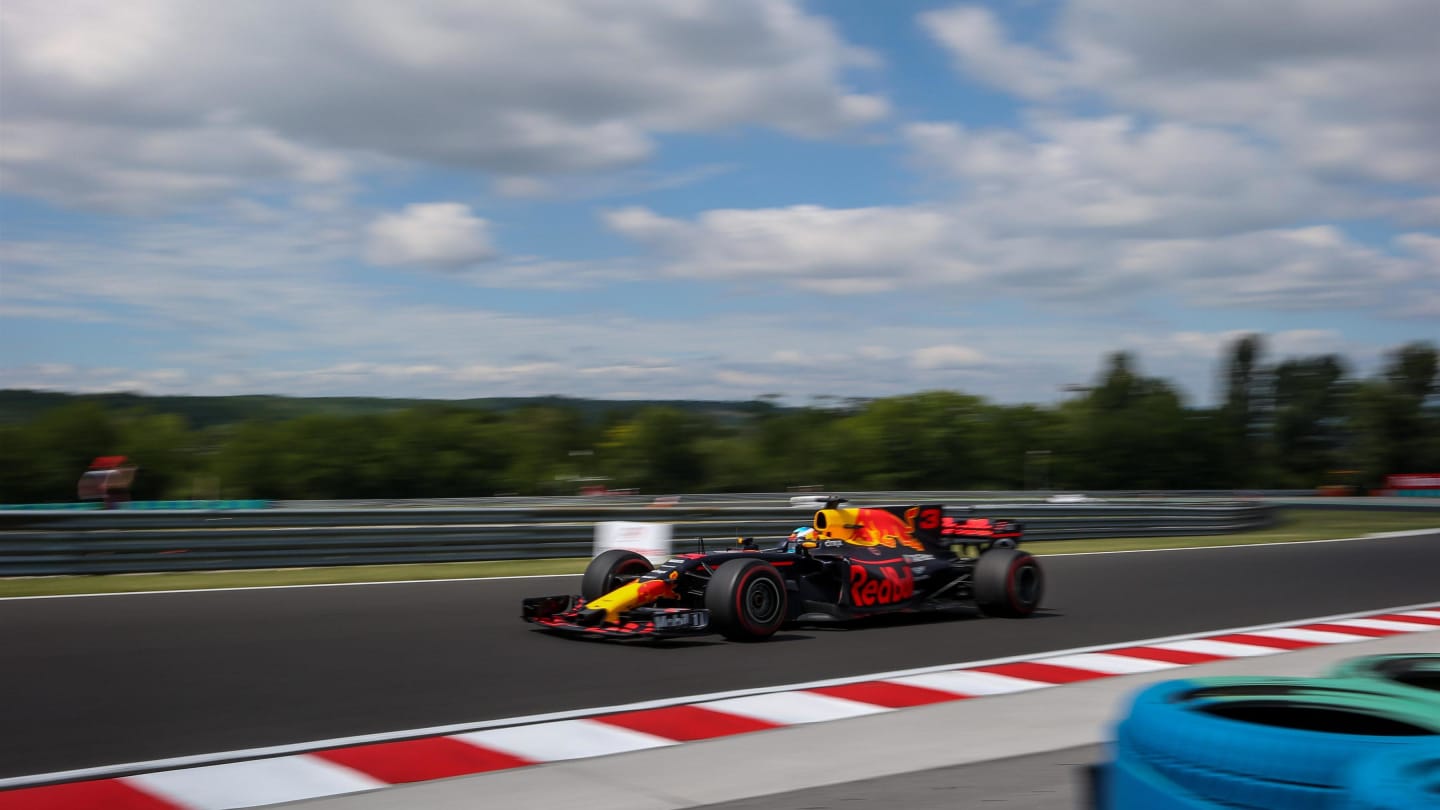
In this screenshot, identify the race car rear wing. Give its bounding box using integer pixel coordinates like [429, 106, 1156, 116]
[941, 515, 1024, 552]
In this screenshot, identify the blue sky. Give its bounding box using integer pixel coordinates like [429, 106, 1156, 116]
[2, 0, 1436, 406]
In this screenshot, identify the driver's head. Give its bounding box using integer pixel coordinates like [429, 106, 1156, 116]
[789, 526, 815, 542]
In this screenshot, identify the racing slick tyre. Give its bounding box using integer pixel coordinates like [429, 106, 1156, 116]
[974, 548, 1043, 617]
[706, 558, 787, 642]
[581, 549, 654, 602]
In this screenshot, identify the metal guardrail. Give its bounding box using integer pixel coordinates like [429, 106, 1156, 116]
[266, 490, 1317, 509]
[0, 500, 1278, 577]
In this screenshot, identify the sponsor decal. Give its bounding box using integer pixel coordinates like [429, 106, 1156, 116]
[653, 611, 708, 630]
[843, 508, 927, 552]
[849, 562, 915, 607]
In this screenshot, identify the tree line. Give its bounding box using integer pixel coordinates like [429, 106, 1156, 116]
[1, 337, 1435, 503]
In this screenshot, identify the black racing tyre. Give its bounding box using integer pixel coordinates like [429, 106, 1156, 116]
[974, 548, 1043, 617]
[1117, 678, 1440, 810]
[705, 557, 787, 641]
[581, 549, 653, 601]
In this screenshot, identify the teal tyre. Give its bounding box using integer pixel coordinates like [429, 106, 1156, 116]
[1330, 655, 1440, 705]
[1117, 678, 1440, 810]
[1341, 741, 1440, 810]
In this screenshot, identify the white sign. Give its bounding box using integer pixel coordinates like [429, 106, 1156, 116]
[594, 521, 673, 562]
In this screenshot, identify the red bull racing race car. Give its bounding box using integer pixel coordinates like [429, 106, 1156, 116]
[521, 499, 1043, 642]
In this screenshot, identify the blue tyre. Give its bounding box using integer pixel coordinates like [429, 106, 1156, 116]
[1117, 678, 1440, 810]
[1103, 754, 1228, 810]
[1341, 741, 1440, 810]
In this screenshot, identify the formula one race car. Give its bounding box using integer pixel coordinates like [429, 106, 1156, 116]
[521, 500, 1043, 642]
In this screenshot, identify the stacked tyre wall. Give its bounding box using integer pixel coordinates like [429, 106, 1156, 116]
[1098, 654, 1440, 809]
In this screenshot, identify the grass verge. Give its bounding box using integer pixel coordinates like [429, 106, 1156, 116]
[2, 509, 1435, 598]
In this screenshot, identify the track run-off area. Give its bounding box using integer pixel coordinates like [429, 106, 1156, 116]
[2, 531, 1439, 782]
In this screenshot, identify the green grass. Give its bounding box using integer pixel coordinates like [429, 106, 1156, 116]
[0, 558, 594, 598]
[1, 509, 1435, 598]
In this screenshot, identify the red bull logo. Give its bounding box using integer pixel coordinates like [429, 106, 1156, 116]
[850, 562, 914, 607]
[847, 507, 927, 552]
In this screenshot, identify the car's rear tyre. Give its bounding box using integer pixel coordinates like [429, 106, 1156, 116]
[974, 548, 1043, 617]
[706, 558, 787, 641]
[581, 549, 653, 601]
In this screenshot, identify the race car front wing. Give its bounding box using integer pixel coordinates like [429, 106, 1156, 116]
[521, 595, 711, 640]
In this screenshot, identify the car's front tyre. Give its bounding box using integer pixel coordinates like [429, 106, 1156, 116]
[581, 549, 654, 602]
[706, 558, 787, 641]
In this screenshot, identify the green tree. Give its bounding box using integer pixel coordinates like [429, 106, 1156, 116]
[1271, 356, 1349, 488]
[1219, 334, 1272, 486]
[1077, 353, 1207, 489]
[500, 406, 592, 494]
[29, 402, 121, 500]
[600, 407, 708, 492]
[116, 411, 200, 500]
[1349, 341, 1440, 487]
[820, 392, 986, 490]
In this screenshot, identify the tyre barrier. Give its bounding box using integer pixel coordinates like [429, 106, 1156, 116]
[1341, 741, 1440, 810]
[1098, 666, 1440, 810]
[1330, 654, 1440, 705]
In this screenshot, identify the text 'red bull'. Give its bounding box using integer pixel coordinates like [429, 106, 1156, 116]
[849, 563, 914, 607]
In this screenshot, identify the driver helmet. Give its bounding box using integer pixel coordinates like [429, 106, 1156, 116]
[789, 526, 816, 544]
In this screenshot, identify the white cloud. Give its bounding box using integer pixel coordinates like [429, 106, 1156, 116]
[0, 0, 886, 209]
[603, 198, 1427, 315]
[922, 1, 1440, 185]
[905, 115, 1333, 237]
[0, 206, 1409, 405]
[912, 345, 985, 370]
[1397, 233, 1440, 269]
[0, 120, 353, 213]
[922, 6, 1072, 99]
[1119, 227, 1422, 310]
[365, 203, 497, 269]
[604, 204, 975, 289]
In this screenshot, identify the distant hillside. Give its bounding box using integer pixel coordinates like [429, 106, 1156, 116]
[0, 389, 776, 429]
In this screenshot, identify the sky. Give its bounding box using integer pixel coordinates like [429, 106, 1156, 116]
[1, 0, 1436, 407]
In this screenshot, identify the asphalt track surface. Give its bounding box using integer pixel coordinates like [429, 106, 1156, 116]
[3, 532, 1439, 779]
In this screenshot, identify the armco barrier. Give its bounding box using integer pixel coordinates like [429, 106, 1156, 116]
[0, 500, 1276, 576]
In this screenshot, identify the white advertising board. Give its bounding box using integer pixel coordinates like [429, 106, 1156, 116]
[593, 521, 673, 562]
